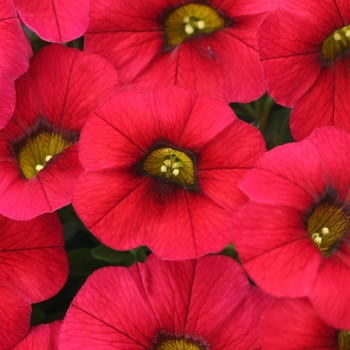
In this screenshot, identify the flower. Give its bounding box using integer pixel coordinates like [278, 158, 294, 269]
[73, 86, 265, 260]
[258, 0, 350, 141]
[0, 43, 118, 220]
[13, 321, 61, 350]
[231, 126, 350, 329]
[261, 298, 348, 350]
[0, 0, 32, 129]
[13, 0, 89, 42]
[59, 254, 272, 349]
[0, 213, 67, 350]
[84, 0, 281, 102]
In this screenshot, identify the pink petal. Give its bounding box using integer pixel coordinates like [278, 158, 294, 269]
[0, 0, 32, 129]
[261, 298, 338, 349]
[0, 213, 68, 301]
[310, 252, 350, 329]
[232, 202, 321, 297]
[13, 0, 89, 42]
[14, 321, 62, 350]
[59, 255, 271, 349]
[0, 287, 32, 350]
[291, 58, 350, 141]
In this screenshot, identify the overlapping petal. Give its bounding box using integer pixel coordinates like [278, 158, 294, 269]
[13, 0, 89, 42]
[0, 44, 118, 220]
[14, 321, 61, 350]
[0, 0, 32, 129]
[59, 255, 272, 349]
[85, 0, 281, 102]
[0, 213, 67, 349]
[232, 126, 350, 329]
[74, 86, 265, 259]
[258, 0, 350, 140]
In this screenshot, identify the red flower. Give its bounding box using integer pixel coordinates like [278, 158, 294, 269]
[13, 321, 61, 350]
[73, 86, 265, 260]
[261, 298, 345, 350]
[0, 44, 118, 220]
[13, 0, 89, 42]
[232, 126, 350, 329]
[258, 0, 350, 141]
[59, 254, 272, 349]
[84, 0, 281, 103]
[0, 213, 67, 350]
[0, 0, 32, 129]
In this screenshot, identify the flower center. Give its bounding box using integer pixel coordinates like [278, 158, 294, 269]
[11, 118, 78, 179]
[307, 203, 350, 256]
[163, 3, 225, 47]
[156, 339, 201, 350]
[321, 24, 350, 64]
[338, 330, 350, 349]
[141, 147, 196, 188]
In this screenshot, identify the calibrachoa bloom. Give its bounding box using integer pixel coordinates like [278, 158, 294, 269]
[84, 0, 281, 102]
[0, 0, 32, 129]
[231, 126, 350, 329]
[258, 0, 350, 141]
[261, 298, 350, 350]
[13, 0, 89, 42]
[73, 86, 265, 260]
[59, 254, 272, 349]
[0, 213, 67, 350]
[0, 43, 118, 220]
[13, 321, 61, 350]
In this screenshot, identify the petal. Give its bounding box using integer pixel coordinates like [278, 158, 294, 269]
[291, 58, 350, 141]
[13, 0, 89, 42]
[14, 321, 62, 350]
[59, 255, 270, 349]
[232, 202, 321, 297]
[261, 298, 338, 350]
[0, 287, 32, 350]
[0, 213, 68, 302]
[310, 252, 350, 329]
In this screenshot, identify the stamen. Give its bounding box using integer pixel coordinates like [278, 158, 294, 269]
[163, 159, 171, 167]
[35, 164, 44, 172]
[197, 20, 205, 29]
[307, 202, 350, 256]
[163, 3, 225, 47]
[141, 146, 196, 188]
[184, 24, 195, 35]
[45, 154, 53, 162]
[321, 227, 329, 235]
[333, 32, 342, 41]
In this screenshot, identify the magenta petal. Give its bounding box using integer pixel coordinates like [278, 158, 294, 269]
[13, 0, 89, 42]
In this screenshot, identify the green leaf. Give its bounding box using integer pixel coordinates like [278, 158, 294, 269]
[68, 248, 108, 276]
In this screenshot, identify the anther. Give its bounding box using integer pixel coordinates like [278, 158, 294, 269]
[333, 32, 342, 41]
[321, 227, 330, 235]
[35, 164, 44, 172]
[184, 24, 194, 35]
[197, 20, 205, 29]
[172, 169, 180, 176]
[45, 155, 52, 162]
[160, 165, 167, 173]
